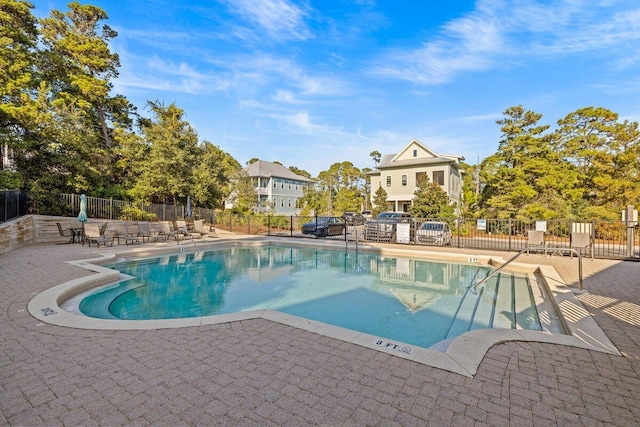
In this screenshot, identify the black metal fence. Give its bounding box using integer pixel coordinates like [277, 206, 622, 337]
[0, 190, 28, 223]
[4, 190, 638, 260]
[212, 213, 640, 260]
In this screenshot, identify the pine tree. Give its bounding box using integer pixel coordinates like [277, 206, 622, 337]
[372, 186, 388, 216]
[410, 180, 454, 220]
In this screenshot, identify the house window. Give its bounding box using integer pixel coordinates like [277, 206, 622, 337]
[273, 180, 276, 188]
[281, 182, 284, 189]
[289, 182, 292, 189]
[401, 175, 407, 186]
[295, 199, 299, 208]
[288, 199, 291, 207]
[272, 198, 277, 207]
[413, 149, 417, 157]
[416, 172, 427, 187]
[386, 176, 391, 187]
[281, 199, 285, 207]
[433, 171, 445, 186]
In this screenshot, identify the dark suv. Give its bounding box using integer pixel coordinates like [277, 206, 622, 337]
[363, 212, 415, 242]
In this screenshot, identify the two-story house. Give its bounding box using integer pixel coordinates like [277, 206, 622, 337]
[246, 160, 313, 215]
[368, 139, 464, 213]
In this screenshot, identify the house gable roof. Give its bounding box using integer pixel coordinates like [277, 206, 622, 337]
[391, 139, 439, 162]
[245, 160, 313, 182]
[375, 139, 464, 170]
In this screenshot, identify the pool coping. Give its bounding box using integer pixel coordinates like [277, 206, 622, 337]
[28, 236, 620, 377]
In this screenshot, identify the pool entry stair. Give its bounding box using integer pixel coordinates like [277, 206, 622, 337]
[445, 272, 542, 340]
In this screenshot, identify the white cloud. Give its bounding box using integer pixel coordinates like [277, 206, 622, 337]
[272, 90, 299, 104]
[373, 0, 640, 85]
[220, 0, 313, 41]
[113, 53, 235, 95]
[207, 53, 353, 99]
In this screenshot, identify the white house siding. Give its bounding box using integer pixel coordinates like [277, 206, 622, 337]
[368, 139, 464, 213]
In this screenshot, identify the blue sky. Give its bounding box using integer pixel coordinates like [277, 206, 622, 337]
[32, 0, 640, 176]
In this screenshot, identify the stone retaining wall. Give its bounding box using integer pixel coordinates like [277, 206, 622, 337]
[0, 216, 151, 255]
[0, 216, 34, 255]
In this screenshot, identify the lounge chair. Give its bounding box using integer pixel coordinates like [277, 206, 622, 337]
[175, 220, 188, 232]
[136, 222, 153, 242]
[191, 219, 209, 238]
[56, 222, 73, 243]
[526, 230, 545, 253]
[174, 220, 191, 240]
[158, 221, 178, 241]
[84, 223, 113, 247]
[146, 222, 168, 242]
[571, 232, 592, 257]
[113, 223, 140, 245]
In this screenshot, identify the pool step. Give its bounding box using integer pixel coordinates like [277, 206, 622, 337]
[445, 272, 541, 339]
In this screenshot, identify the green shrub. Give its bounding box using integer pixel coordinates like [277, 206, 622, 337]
[119, 204, 157, 221]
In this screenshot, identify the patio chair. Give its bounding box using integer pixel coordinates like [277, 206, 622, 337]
[175, 220, 189, 232]
[526, 230, 545, 254]
[191, 219, 208, 238]
[136, 222, 153, 242]
[147, 222, 168, 242]
[56, 222, 73, 244]
[174, 220, 191, 240]
[113, 223, 140, 245]
[570, 232, 592, 257]
[158, 221, 178, 241]
[84, 223, 113, 248]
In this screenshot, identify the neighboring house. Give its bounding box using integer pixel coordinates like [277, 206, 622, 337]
[244, 160, 314, 215]
[368, 139, 464, 213]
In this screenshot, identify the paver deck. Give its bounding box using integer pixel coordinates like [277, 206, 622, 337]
[2, 237, 640, 426]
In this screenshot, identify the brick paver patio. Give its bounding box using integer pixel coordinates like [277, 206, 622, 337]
[2, 239, 640, 426]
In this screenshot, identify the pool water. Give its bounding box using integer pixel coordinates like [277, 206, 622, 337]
[80, 245, 543, 349]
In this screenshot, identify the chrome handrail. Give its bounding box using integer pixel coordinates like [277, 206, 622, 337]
[176, 227, 200, 253]
[471, 246, 583, 290]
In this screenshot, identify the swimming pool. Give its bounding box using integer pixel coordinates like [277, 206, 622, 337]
[79, 245, 547, 349]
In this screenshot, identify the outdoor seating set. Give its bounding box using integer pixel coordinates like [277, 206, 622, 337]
[56, 220, 215, 248]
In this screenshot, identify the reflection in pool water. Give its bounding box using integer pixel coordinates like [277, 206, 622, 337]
[80, 246, 543, 349]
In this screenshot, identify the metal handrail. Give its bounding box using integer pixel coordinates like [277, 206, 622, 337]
[471, 246, 583, 290]
[176, 227, 200, 253]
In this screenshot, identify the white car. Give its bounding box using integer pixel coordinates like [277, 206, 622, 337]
[416, 221, 451, 246]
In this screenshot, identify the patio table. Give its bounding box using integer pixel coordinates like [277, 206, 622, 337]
[69, 227, 83, 244]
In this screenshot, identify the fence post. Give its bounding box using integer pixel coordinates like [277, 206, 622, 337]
[290, 216, 293, 237]
[508, 218, 512, 252]
[625, 206, 636, 258]
[248, 215, 251, 235]
[591, 219, 596, 260]
[268, 216, 271, 236]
